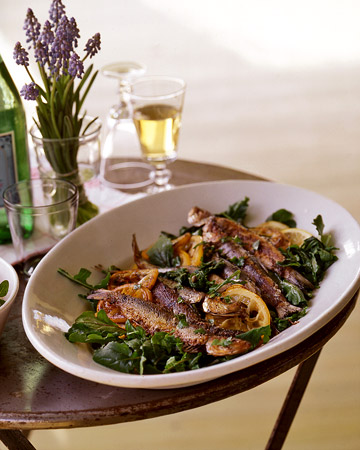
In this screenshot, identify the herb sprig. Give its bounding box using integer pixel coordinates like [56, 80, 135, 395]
[278, 215, 338, 285]
[0, 280, 9, 307]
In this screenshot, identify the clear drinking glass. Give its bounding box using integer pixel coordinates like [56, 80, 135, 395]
[30, 115, 102, 184]
[100, 62, 153, 190]
[129, 76, 186, 194]
[3, 178, 79, 276]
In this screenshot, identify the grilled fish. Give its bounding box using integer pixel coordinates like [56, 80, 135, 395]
[214, 239, 302, 318]
[152, 278, 203, 324]
[190, 208, 314, 292]
[88, 289, 251, 356]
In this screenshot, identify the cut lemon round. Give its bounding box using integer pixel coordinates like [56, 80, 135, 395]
[108, 269, 158, 290]
[205, 284, 271, 331]
[255, 220, 289, 231]
[281, 228, 313, 246]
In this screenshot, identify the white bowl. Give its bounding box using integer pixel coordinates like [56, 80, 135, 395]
[22, 180, 360, 389]
[0, 257, 19, 337]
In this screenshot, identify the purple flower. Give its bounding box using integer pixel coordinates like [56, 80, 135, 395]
[20, 82, 39, 100]
[13, 42, 29, 67]
[49, 0, 66, 27]
[84, 33, 101, 58]
[50, 15, 80, 74]
[40, 20, 55, 46]
[23, 8, 41, 50]
[68, 18, 80, 48]
[68, 53, 84, 78]
[34, 21, 54, 67]
[34, 41, 49, 67]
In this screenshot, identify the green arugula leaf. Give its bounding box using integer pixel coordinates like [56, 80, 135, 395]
[220, 197, 249, 223]
[237, 325, 271, 349]
[91, 319, 204, 375]
[229, 256, 245, 267]
[65, 310, 124, 344]
[312, 214, 334, 247]
[274, 308, 307, 332]
[266, 209, 296, 228]
[146, 234, 179, 267]
[279, 235, 338, 285]
[178, 225, 203, 236]
[58, 267, 111, 291]
[176, 314, 189, 329]
[280, 280, 308, 307]
[313, 214, 324, 237]
[93, 341, 142, 374]
[163, 260, 225, 292]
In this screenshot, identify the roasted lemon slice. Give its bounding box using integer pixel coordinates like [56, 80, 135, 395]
[255, 220, 289, 231]
[174, 234, 203, 267]
[204, 284, 271, 331]
[281, 228, 313, 246]
[188, 235, 203, 266]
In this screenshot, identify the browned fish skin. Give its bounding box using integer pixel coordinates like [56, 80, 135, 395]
[202, 215, 314, 291]
[215, 240, 302, 318]
[188, 206, 212, 227]
[157, 278, 205, 304]
[89, 289, 175, 336]
[88, 289, 251, 356]
[152, 278, 203, 324]
[215, 257, 261, 296]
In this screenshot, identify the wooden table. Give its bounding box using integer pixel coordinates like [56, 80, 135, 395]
[0, 160, 357, 450]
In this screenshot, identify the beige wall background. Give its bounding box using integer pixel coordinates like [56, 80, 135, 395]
[1, 1, 360, 449]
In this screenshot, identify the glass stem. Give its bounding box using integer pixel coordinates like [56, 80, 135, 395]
[151, 162, 171, 188]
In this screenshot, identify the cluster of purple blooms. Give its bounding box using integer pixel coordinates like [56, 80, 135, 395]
[13, 0, 101, 101]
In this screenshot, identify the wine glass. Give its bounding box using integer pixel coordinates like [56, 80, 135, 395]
[129, 76, 186, 194]
[100, 62, 154, 190]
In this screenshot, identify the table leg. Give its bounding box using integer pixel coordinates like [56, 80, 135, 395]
[0, 430, 36, 450]
[265, 349, 322, 450]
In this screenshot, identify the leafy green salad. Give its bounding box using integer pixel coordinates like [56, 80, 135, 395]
[59, 198, 338, 376]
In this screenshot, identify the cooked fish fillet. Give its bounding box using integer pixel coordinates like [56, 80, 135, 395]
[88, 289, 251, 356]
[215, 239, 302, 318]
[152, 278, 203, 324]
[200, 213, 314, 291]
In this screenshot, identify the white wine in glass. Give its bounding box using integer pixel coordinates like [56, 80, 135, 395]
[130, 77, 186, 193]
[133, 104, 181, 161]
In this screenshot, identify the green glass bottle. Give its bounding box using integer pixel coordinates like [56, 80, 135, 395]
[0, 54, 31, 244]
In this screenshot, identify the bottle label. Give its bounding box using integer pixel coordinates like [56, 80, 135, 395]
[0, 131, 17, 207]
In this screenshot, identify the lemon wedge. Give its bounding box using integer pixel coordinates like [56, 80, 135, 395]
[205, 284, 271, 332]
[281, 228, 313, 246]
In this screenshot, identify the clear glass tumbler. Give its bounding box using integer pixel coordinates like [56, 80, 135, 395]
[3, 178, 79, 276]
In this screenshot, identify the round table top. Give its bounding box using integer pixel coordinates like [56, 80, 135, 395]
[0, 160, 356, 430]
